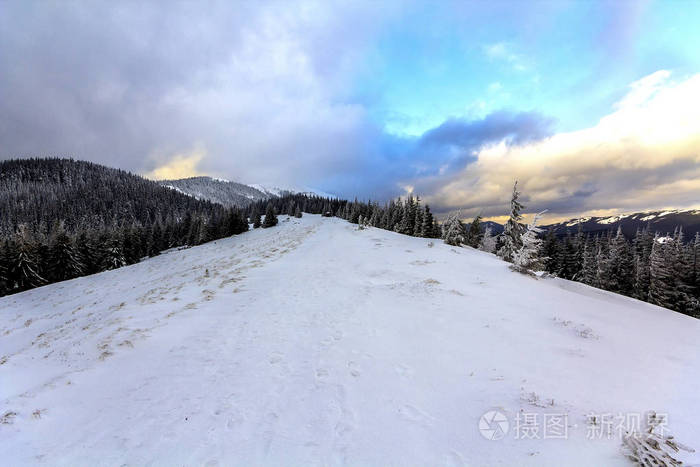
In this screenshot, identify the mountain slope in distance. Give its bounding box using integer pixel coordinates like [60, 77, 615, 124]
[159, 177, 335, 207]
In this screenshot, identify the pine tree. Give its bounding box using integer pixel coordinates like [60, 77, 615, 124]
[0, 240, 11, 296]
[262, 203, 278, 228]
[421, 205, 435, 238]
[632, 227, 653, 300]
[8, 226, 46, 292]
[479, 226, 497, 253]
[102, 232, 126, 270]
[48, 225, 85, 281]
[251, 207, 262, 228]
[607, 226, 634, 295]
[511, 210, 546, 273]
[541, 229, 561, 275]
[580, 238, 598, 286]
[648, 234, 675, 309]
[595, 232, 612, 288]
[76, 231, 101, 275]
[465, 214, 483, 248]
[497, 181, 525, 262]
[442, 212, 465, 246]
[413, 200, 424, 237]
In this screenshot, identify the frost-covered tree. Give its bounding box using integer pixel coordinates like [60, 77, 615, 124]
[442, 212, 465, 246]
[632, 227, 654, 300]
[497, 181, 525, 262]
[479, 226, 497, 253]
[580, 239, 598, 286]
[607, 226, 634, 295]
[648, 234, 675, 308]
[8, 226, 46, 291]
[294, 206, 302, 218]
[48, 225, 84, 282]
[511, 210, 546, 274]
[101, 233, 126, 271]
[262, 203, 278, 228]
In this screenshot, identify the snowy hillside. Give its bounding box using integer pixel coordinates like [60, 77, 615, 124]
[1, 215, 699, 465]
[158, 176, 336, 207]
[249, 183, 337, 200]
[159, 176, 271, 207]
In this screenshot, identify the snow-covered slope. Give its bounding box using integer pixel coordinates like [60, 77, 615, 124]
[249, 183, 336, 199]
[159, 176, 271, 207]
[158, 177, 336, 208]
[1, 216, 699, 466]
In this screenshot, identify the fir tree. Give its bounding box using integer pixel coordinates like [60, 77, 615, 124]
[251, 207, 262, 228]
[648, 234, 675, 309]
[607, 226, 634, 295]
[497, 181, 525, 262]
[413, 200, 424, 237]
[102, 232, 126, 270]
[541, 229, 561, 275]
[262, 203, 278, 228]
[294, 206, 302, 218]
[48, 225, 85, 281]
[580, 238, 598, 286]
[511, 210, 546, 274]
[8, 226, 46, 291]
[442, 212, 465, 246]
[421, 205, 435, 238]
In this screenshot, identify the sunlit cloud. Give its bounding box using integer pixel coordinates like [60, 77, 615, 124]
[421, 71, 700, 221]
[146, 149, 207, 181]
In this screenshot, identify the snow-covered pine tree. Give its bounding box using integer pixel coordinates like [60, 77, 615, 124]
[465, 214, 483, 248]
[8, 225, 46, 292]
[511, 210, 546, 275]
[0, 240, 10, 295]
[294, 206, 302, 218]
[48, 224, 85, 281]
[580, 238, 598, 286]
[442, 212, 465, 246]
[595, 232, 612, 288]
[413, 200, 424, 237]
[607, 226, 634, 296]
[479, 226, 497, 253]
[497, 181, 525, 262]
[648, 234, 676, 309]
[672, 227, 698, 313]
[101, 232, 126, 271]
[632, 227, 653, 300]
[262, 203, 278, 228]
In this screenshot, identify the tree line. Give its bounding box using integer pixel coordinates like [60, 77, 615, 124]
[0, 158, 250, 297]
[438, 182, 700, 318]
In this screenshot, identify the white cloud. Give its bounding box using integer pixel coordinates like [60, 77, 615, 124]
[422, 71, 700, 219]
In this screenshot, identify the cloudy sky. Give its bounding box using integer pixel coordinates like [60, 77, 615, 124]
[2, 0, 700, 221]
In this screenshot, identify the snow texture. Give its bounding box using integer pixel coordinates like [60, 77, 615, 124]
[1, 215, 699, 466]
